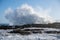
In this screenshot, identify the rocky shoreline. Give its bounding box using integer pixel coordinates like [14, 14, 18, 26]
[0, 22, 60, 35]
[0, 22, 60, 29]
[8, 27, 60, 35]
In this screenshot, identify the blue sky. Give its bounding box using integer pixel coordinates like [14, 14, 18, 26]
[0, 0, 60, 24]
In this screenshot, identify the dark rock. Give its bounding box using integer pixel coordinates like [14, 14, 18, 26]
[9, 28, 44, 35]
[9, 29, 31, 35]
[44, 31, 60, 34]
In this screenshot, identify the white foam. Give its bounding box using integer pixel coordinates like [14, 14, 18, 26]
[0, 29, 60, 40]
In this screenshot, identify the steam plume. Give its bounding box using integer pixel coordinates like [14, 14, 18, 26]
[5, 4, 55, 25]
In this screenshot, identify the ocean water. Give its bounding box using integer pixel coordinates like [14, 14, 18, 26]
[0, 28, 60, 40]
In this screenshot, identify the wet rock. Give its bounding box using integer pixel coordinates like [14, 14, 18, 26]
[8, 28, 44, 35]
[44, 31, 60, 34]
[8, 29, 31, 35]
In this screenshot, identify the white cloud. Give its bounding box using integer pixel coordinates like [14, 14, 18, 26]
[35, 6, 55, 23]
[5, 8, 14, 14]
[5, 4, 55, 25]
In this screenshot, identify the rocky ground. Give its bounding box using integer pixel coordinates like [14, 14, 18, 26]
[9, 27, 60, 35]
